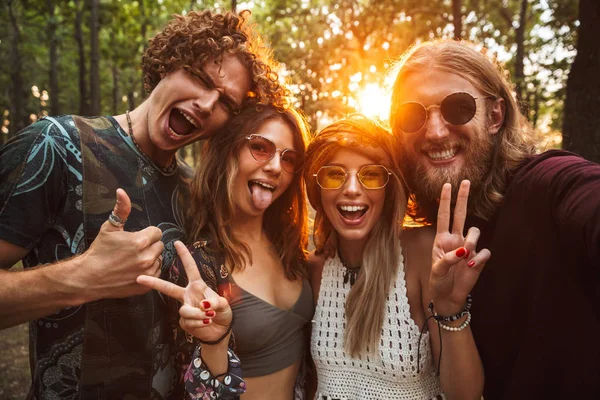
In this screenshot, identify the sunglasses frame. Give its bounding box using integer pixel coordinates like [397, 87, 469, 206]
[245, 134, 303, 174]
[396, 92, 494, 134]
[313, 164, 392, 190]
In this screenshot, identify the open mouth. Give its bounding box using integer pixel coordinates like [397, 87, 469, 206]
[248, 180, 276, 210]
[168, 108, 199, 137]
[337, 204, 368, 221]
[426, 146, 458, 161]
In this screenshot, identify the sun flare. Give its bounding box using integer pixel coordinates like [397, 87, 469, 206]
[355, 83, 390, 121]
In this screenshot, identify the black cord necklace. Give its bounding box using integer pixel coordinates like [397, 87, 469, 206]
[339, 252, 361, 286]
[126, 110, 177, 176]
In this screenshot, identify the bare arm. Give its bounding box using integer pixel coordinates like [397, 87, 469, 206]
[0, 189, 164, 330]
[305, 251, 325, 399]
[417, 181, 488, 400]
[0, 242, 84, 329]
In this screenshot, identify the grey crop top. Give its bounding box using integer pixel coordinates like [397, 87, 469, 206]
[229, 278, 314, 377]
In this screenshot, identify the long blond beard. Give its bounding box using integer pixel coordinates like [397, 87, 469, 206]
[408, 128, 494, 203]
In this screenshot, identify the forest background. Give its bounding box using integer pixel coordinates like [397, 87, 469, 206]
[0, 0, 599, 398]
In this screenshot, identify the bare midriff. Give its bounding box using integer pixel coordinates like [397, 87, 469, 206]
[241, 360, 301, 400]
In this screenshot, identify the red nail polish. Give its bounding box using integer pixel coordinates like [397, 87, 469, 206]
[455, 247, 466, 258]
[468, 260, 476, 268]
[203, 319, 210, 324]
[206, 310, 215, 317]
[202, 301, 211, 309]
[465, 249, 471, 258]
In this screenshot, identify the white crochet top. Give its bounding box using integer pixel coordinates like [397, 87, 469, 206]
[310, 251, 443, 400]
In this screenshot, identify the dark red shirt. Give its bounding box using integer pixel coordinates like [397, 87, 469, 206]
[467, 150, 600, 399]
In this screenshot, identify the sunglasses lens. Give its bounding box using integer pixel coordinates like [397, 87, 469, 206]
[248, 136, 276, 162]
[281, 150, 303, 174]
[358, 165, 389, 189]
[397, 102, 427, 133]
[441, 92, 476, 125]
[317, 166, 346, 189]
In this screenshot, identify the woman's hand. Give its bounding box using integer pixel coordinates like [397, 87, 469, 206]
[429, 180, 491, 316]
[137, 240, 232, 341]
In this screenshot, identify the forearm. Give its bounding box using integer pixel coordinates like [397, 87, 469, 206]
[199, 334, 231, 377]
[0, 257, 88, 329]
[435, 323, 484, 400]
[186, 336, 246, 399]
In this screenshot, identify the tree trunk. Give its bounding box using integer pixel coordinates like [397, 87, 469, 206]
[47, 0, 60, 115]
[140, 0, 147, 98]
[74, 0, 89, 115]
[452, 0, 462, 40]
[231, 0, 237, 13]
[7, 0, 27, 136]
[112, 65, 120, 115]
[90, 0, 101, 115]
[514, 0, 528, 115]
[562, 0, 600, 163]
[127, 91, 136, 111]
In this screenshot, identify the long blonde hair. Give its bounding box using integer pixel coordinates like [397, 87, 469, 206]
[390, 40, 536, 222]
[187, 104, 311, 279]
[304, 115, 408, 356]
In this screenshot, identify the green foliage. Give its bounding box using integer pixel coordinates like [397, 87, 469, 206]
[0, 0, 581, 141]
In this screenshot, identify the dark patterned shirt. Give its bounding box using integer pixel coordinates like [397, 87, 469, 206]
[0, 115, 191, 399]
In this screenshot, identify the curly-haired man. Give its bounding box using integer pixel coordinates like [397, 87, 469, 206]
[390, 39, 600, 399]
[0, 10, 287, 399]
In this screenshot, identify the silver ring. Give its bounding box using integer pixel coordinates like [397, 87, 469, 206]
[108, 212, 126, 228]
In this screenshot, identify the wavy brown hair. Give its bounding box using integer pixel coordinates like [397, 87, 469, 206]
[390, 40, 536, 222]
[142, 10, 289, 108]
[187, 104, 310, 279]
[304, 115, 408, 357]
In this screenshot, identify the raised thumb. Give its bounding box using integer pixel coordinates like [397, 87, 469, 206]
[104, 188, 132, 231]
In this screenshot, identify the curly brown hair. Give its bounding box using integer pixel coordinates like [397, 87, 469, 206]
[142, 10, 289, 109]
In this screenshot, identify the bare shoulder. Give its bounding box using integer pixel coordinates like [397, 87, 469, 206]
[306, 251, 327, 304]
[306, 251, 326, 280]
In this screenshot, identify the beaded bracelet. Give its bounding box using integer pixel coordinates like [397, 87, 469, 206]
[197, 313, 235, 346]
[438, 311, 472, 331]
[428, 293, 472, 322]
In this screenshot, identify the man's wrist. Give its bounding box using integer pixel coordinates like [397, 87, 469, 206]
[44, 255, 93, 307]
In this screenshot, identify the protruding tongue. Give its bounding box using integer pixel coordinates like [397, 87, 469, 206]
[169, 109, 194, 135]
[250, 183, 273, 210]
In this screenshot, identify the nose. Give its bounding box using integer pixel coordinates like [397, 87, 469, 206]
[342, 172, 362, 196]
[262, 151, 282, 174]
[194, 89, 220, 115]
[423, 108, 450, 142]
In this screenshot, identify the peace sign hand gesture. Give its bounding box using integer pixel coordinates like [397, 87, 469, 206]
[137, 241, 232, 342]
[429, 180, 491, 316]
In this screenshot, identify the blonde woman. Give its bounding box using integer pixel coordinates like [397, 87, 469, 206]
[304, 115, 488, 400]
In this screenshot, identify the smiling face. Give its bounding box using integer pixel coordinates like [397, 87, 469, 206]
[232, 117, 297, 219]
[394, 68, 494, 200]
[145, 53, 252, 165]
[319, 147, 388, 247]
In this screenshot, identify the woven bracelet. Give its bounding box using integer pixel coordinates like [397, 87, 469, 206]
[428, 293, 472, 322]
[197, 313, 235, 346]
[438, 311, 472, 332]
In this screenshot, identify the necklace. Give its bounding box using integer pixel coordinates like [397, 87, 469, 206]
[126, 110, 177, 176]
[339, 252, 361, 286]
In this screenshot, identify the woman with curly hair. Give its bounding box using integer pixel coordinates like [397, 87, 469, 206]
[138, 104, 313, 399]
[303, 115, 489, 399]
